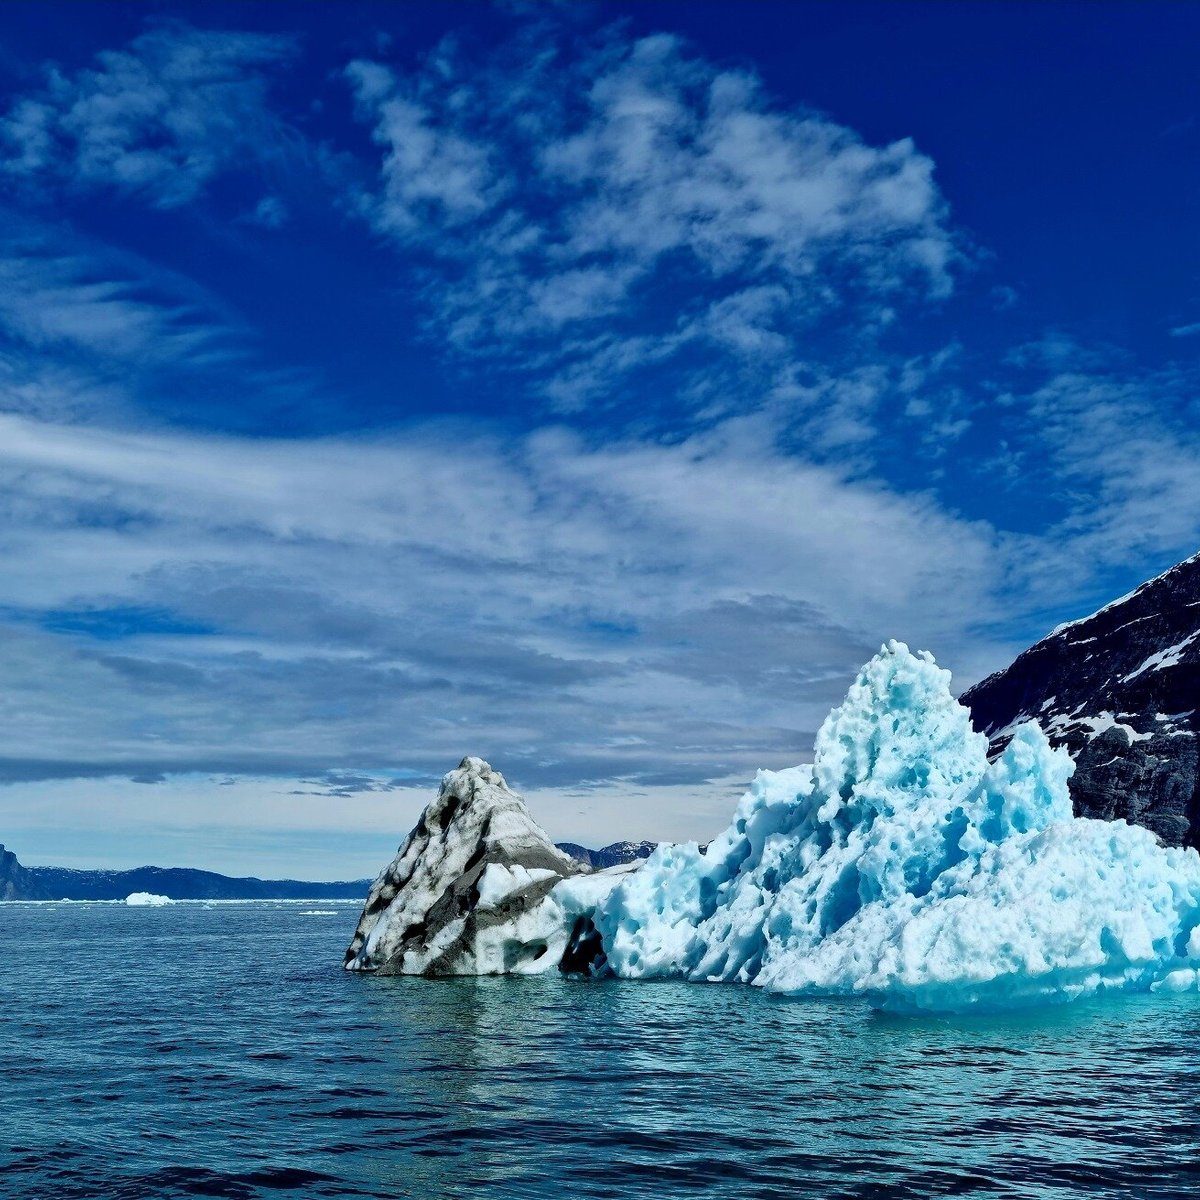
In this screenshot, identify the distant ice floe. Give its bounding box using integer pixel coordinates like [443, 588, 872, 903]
[348, 642, 1200, 1013]
[124, 892, 173, 906]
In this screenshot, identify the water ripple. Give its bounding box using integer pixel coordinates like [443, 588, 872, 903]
[3, 903, 1200, 1198]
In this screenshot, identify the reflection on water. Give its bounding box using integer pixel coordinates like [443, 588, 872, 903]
[2, 902, 1199, 1198]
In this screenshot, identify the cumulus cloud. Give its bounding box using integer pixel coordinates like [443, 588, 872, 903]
[345, 24, 959, 416]
[0, 23, 298, 207]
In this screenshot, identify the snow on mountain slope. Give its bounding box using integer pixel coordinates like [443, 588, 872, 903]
[556, 840, 658, 869]
[963, 552, 1200, 848]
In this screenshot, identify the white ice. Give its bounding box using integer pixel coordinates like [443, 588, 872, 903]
[475, 863, 559, 909]
[585, 642, 1200, 1012]
[348, 641, 1200, 1013]
[125, 892, 173, 906]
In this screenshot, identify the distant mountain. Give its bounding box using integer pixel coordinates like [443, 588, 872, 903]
[556, 840, 657, 870]
[0, 844, 371, 901]
[963, 552, 1200, 849]
[1, 836, 657, 902]
[1, 844, 52, 901]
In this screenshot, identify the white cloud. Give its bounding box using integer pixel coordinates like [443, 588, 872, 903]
[345, 24, 959, 415]
[0, 23, 298, 207]
[246, 195, 288, 229]
[345, 62, 503, 236]
[0, 238, 241, 368]
[1020, 365, 1200, 569]
[0, 408, 1014, 821]
[0, 213, 331, 434]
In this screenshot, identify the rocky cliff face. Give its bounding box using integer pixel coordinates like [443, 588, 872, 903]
[344, 757, 603, 975]
[0, 844, 51, 901]
[963, 552, 1200, 849]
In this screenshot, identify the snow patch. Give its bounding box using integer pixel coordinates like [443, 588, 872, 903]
[476, 864, 558, 908]
[1036, 708, 1151, 744]
[1123, 632, 1200, 683]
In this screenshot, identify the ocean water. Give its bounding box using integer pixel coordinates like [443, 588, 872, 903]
[3, 903, 1200, 1200]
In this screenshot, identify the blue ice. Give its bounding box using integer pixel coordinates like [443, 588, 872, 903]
[590, 642, 1200, 1012]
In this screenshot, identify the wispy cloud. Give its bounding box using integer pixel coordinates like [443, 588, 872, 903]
[989, 340, 1200, 600]
[1030, 369, 1200, 560]
[345, 23, 960, 417]
[0, 210, 335, 434]
[0, 408, 1012, 811]
[0, 22, 298, 208]
[0, 224, 244, 370]
[0, 14, 965, 449]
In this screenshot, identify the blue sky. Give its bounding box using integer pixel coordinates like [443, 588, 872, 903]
[0, 1, 1198, 876]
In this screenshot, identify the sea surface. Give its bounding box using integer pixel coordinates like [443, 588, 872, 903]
[3, 902, 1200, 1200]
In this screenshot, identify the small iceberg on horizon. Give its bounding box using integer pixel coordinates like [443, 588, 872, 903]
[346, 642, 1200, 1013]
[125, 892, 173, 907]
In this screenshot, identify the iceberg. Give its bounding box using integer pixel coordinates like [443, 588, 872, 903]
[347, 642, 1200, 1013]
[125, 892, 173, 906]
[345, 757, 626, 975]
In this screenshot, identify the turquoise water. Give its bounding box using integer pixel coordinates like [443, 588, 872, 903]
[3, 902, 1200, 1199]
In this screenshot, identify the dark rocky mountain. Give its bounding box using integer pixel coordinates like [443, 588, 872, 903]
[1, 844, 52, 901]
[963, 552, 1200, 849]
[555, 839, 657, 870]
[0, 845, 371, 901]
